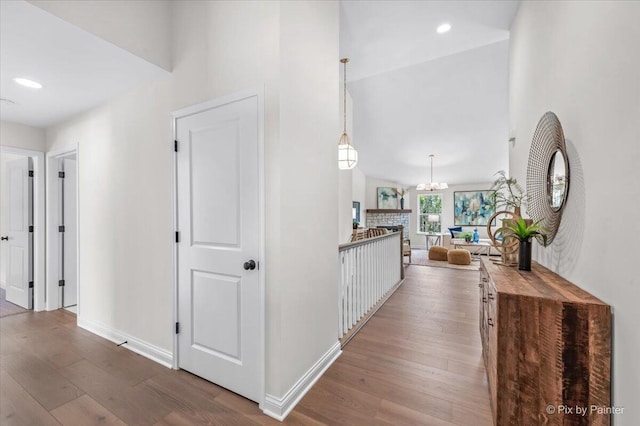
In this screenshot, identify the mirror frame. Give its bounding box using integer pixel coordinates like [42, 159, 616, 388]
[526, 112, 570, 245]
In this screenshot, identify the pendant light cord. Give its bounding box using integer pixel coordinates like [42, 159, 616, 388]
[342, 58, 348, 134]
[430, 155, 434, 183]
[343, 61, 347, 133]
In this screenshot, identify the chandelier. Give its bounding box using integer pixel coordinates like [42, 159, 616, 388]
[416, 154, 448, 191]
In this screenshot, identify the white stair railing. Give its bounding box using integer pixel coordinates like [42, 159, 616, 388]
[338, 231, 402, 339]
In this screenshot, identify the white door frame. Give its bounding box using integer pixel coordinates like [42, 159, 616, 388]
[45, 147, 80, 312]
[171, 88, 266, 407]
[0, 146, 45, 311]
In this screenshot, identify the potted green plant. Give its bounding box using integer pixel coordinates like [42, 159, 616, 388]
[353, 220, 359, 230]
[497, 217, 548, 271]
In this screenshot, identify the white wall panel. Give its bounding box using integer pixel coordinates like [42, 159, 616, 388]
[509, 2, 640, 423]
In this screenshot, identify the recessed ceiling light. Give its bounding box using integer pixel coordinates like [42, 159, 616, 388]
[14, 77, 43, 89]
[436, 23, 452, 34]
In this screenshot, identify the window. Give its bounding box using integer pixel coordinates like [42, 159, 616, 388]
[418, 194, 442, 233]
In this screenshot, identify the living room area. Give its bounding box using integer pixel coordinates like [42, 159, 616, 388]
[338, 0, 638, 424]
[338, 1, 515, 267]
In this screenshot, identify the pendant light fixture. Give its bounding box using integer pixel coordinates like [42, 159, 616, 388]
[338, 58, 358, 170]
[416, 154, 448, 191]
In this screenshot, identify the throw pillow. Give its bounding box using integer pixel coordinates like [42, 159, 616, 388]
[448, 226, 463, 238]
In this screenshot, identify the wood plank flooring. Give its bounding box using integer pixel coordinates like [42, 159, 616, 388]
[0, 265, 492, 425]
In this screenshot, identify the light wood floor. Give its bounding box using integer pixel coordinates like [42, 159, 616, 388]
[0, 265, 492, 425]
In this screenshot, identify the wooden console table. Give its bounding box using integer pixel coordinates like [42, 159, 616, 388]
[479, 258, 611, 425]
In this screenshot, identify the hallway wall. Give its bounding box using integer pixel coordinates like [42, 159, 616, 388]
[45, 0, 339, 405]
[0, 121, 46, 152]
[509, 2, 640, 423]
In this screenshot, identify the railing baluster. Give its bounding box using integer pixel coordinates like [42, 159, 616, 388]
[362, 244, 367, 316]
[380, 243, 387, 296]
[366, 244, 371, 314]
[353, 247, 362, 324]
[353, 247, 357, 324]
[379, 240, 383, 299]
[350, 248, 355, 328]
[374, 240, 378, 303]
[382, 238, 386, 295]
[347, 249, 352, 330]
[378, 240, 382, 302]
[356, 247, 360, 322]
[365, 244, 369, 315]
[360, 245, 364, 319]
[339, 252, 343, 335]
[383, 239, 387, 294]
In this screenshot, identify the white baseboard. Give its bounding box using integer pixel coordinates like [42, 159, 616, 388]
[78, 316, 173, 368]
[262, 341, 342, 421]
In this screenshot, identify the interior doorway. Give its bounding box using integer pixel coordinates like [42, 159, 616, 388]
[46, 148, 79, 313]
[173, 91, 265, 405]
[0, 153, 33, 311]
[0, 146, 46, 313]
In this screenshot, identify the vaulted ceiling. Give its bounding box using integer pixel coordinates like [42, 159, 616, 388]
[340, 0, 520, 186]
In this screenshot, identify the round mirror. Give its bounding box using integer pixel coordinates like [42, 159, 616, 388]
[548, 150, 568, 211]
[527, 111, 570, 245]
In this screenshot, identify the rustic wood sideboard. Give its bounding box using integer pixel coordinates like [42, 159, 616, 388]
[479, 258, 611, 425]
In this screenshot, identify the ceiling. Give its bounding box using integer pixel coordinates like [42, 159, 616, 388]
[340, 0, 520, 82]
[0, 0, 169, 128]
[1, 0, 518, 186]
[340, 0, 520, 186]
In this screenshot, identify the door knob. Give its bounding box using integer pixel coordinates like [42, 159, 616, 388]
[243, 260, 256, 270]
[0, 236, 8, 241]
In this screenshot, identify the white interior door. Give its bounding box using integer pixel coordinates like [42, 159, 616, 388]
[4, 157, 33, 309]
[62, 158, 77, 307]
[177, 94, 261, 402]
